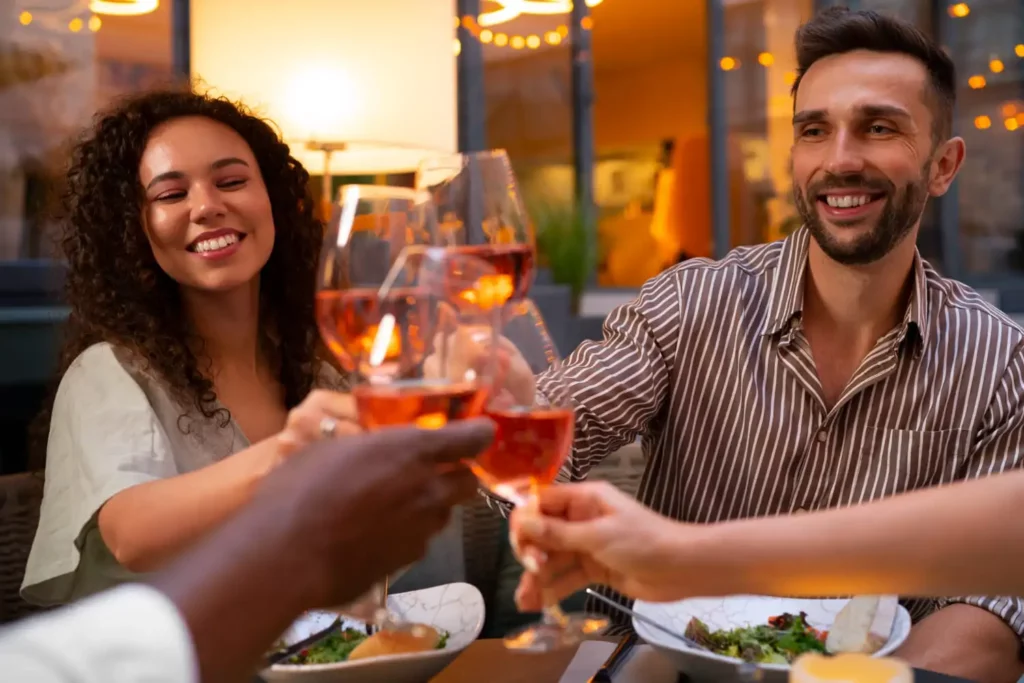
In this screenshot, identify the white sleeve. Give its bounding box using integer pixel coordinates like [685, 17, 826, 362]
[0, 585, 198, 683]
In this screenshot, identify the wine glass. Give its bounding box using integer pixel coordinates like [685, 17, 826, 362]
[316, 187, 499, 629]
[417, 150, 535, 311]
[469, 299, 610, 651]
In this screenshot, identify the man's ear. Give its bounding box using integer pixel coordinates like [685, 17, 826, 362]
[928, 136, 965, 198]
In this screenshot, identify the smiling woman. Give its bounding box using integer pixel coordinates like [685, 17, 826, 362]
[19, 89, 354, 607]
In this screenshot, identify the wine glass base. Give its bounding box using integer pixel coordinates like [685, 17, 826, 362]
[503, 613, 610, 652]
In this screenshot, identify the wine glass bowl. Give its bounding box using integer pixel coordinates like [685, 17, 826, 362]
[316, 185, 439, 373]
[417, 150, 535, 310]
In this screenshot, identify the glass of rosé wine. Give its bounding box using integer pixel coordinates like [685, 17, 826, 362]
[473, 299, 610, 652]
[417, 150, 534, 312]
[315, 185, 500, 631]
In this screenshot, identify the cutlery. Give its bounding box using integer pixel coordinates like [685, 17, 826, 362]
[589, 633, 638, 682]
[584, 589, 708, 651]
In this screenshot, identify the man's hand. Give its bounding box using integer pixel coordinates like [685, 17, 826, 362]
[424, 326, 536, 407]
[256, 419, 496, 608]
[153, 419, 495, 683]
[511, 482, 691, 611]
[895, 604, 1023, 683]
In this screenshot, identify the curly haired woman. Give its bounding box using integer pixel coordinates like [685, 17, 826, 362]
[19, 89, 366, 606]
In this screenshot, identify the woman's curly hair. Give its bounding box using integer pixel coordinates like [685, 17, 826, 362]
[31, 88, 324, 464]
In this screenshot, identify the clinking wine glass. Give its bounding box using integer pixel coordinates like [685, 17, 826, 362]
[417, 150, 535, 312]
[315, 186, 498, 630]
[469, 299, 610, 651]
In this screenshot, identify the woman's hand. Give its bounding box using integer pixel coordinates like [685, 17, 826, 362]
[275, 390, 362, 460]
[511, 482, 694, 610]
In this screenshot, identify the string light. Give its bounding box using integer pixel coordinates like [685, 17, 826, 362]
[88, 15, 102, 31]
[720, 56, 738, 71]
[19, 11, 32, 25]
[89, 0, 158, 16]
[479, 0, 604, 28]
[460, 12, 585, 51]
[1006, 118, 1020, 131]
[68, 17, 83, 32]
[1017, 45, 1024, 58]
[758, 52, 774, 67]
[990, 58, 1005, 73]
[974, 115, 991, 130]
[968, 75, 987, 89]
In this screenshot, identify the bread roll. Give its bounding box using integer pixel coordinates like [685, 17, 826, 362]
[826, 596, 898, 655]
[347, 625, 441, 661]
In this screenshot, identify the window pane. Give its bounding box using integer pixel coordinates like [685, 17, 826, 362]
[950, 0, 1024, 273]
[590, 2, 709, 286]
[724, 0, 815, 250]
[2, 1, 175, 261]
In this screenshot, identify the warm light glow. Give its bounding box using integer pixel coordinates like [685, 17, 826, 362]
[510, 35, 525, 49]
[758, 52, 774, 67]
[1007, 118, 1020, 131]
[480, 29, 494, 43]
[89, 0, 159, 16]
[968, 74, 987, 89]
[453, 16, 460, 29]
[191, 0, 456, 175]
[948, 2, 970, 17]
[1002, 103, 1017, 117]
[1017, 44, 1024, 58]
[975, 115, 992, 129]
[545, 31, 561, 45]
[479, 0, 606, 27]
[453, 38, 461, 55]
[494, 32, 509, 46]
[1018, 112, 1024, 125]
[89, 15, 102, 31]
[580, 16, 594, 30]
[18, 11, 32, 25]
[526, 34, 541, 48]
[720, 56, 738, 71]
[557, 24, 569, 37]
[784, 71, 797, 86]
[990, 59, 1004, 73]
[68, 17, 83, 32]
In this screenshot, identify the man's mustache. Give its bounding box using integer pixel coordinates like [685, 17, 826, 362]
[807, 174, 894, 195]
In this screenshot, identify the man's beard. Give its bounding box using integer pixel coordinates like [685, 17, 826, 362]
[793, 166, 930, 266]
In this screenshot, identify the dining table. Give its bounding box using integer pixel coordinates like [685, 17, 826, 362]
[429, 637, 978, 683]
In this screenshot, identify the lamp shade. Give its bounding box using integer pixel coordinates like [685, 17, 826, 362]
[190, 0, 457, 175]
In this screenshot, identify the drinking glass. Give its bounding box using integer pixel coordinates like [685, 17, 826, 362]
[417, 150, 535, 310]
[470, 299, 610, 651]
[316, 186, 499, 629]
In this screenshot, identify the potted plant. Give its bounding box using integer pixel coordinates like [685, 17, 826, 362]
[529, 201, 598, 314]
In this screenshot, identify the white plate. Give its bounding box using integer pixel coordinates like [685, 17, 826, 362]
[263, 582, 484, 683]
[633, 596, 912, 683]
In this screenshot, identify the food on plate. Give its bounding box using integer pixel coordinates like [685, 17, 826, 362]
[791, 652, 913, 683]
[283, 625, 450, 665]
[684, 612, 827, 664]
[348, 624, 444, 661]
[825, 596, 898, 655]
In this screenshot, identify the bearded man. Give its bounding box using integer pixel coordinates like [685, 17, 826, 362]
[477, 8, 1024, 683]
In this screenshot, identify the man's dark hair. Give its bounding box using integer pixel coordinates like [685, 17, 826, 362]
[791, 7, 956, 144]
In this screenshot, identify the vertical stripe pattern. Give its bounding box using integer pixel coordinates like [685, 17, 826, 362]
[498, 226, 1024, 640]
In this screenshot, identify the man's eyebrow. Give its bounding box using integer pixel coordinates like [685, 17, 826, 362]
[793, 109, 827, 126]
[792, 105, 913, 127]
[858, 104, 913, 120]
